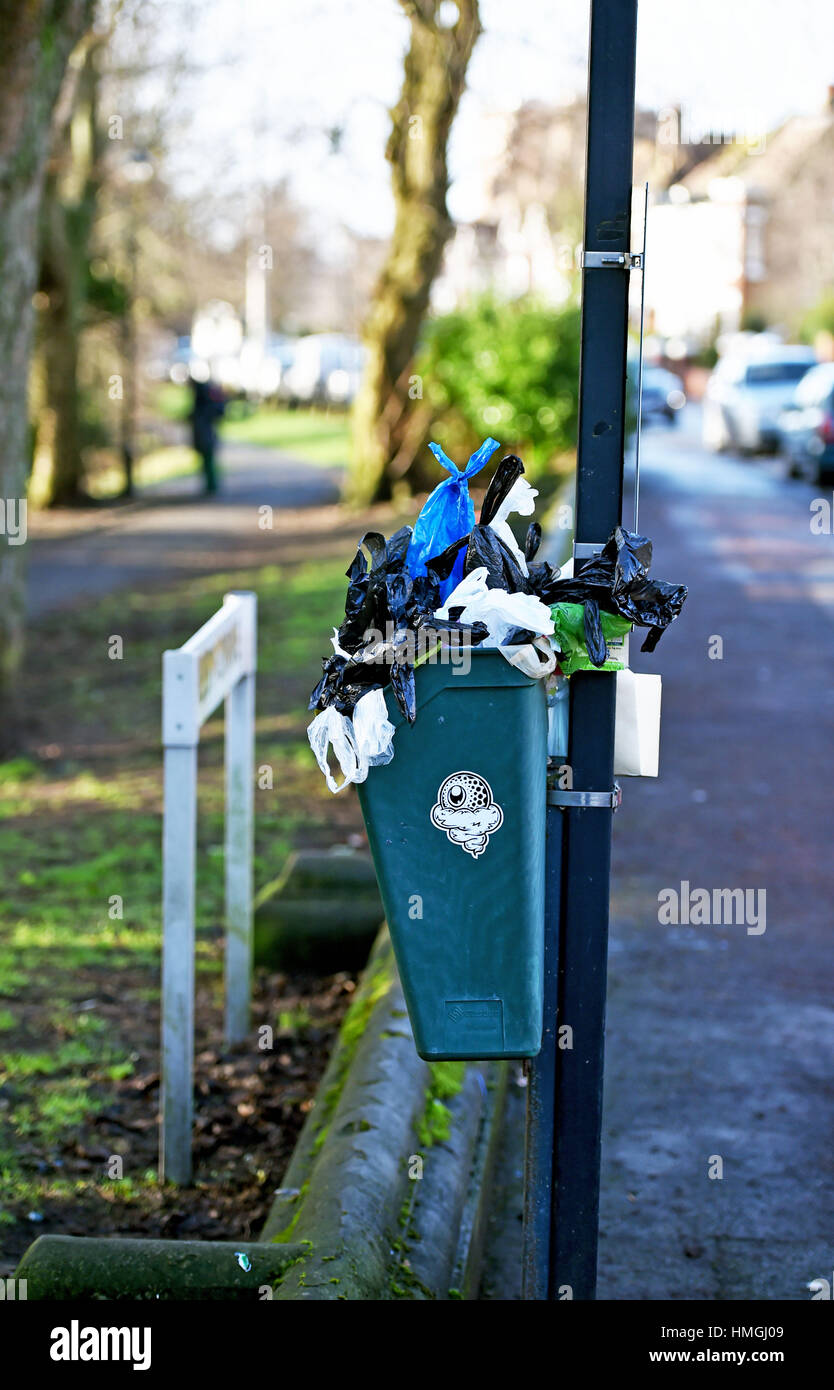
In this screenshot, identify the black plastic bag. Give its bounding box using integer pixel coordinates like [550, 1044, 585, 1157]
[527, 558, 560, 594]
[309, 653, 384, 717]
[464, 523, 529, 595]
[310, 463, 687, 732]
[532, 524, 687, 651]
[501, 625, 537, 646]
[479, 453, 525, 526]
[525, 522, 542, 563]
[311, 519, 492, 720]
[582, 599, 608, 668]
[338, 526, 420, 651]
[412, 613, 488, 642]
[389, 659, 416, 724]
[425, 534, 469, 584]
[605, 527, 687, 650]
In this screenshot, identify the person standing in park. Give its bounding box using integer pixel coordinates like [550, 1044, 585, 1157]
[189, 369, 226, 494]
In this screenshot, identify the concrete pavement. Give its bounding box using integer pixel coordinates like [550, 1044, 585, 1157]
[599, 408, 834, 1299]
[25, 441, 343, 618]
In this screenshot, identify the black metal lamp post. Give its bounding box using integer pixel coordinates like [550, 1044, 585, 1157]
[523, 0, 639, 1301]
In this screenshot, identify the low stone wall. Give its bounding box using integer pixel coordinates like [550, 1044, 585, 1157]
[262, 927, 509, 1300]
[15, 1237, 305, 1300]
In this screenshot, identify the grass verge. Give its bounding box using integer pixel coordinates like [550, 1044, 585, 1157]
[0, 542, 364, 1265]
[221, 406, 351, 467]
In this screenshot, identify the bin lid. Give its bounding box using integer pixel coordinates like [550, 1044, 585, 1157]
[383, 646, 539, 730]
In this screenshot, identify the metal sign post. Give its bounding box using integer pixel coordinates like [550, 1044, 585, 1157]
[523, 0, 639, 1299]
[160, 591, 256, 1185]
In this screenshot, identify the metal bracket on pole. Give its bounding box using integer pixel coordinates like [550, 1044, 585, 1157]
[581, 250, 643, 270]
[547, 784, 622, 812]
[573, 540, 607, 560]
[583, 182, 650, 536]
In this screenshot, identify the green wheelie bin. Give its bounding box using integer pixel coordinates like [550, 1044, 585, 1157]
[357, 647, 547, 1060]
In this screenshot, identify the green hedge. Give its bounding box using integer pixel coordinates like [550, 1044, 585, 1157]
[416, 295, 581, 479]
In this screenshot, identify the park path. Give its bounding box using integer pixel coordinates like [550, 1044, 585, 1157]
[25, 441, 343, 618]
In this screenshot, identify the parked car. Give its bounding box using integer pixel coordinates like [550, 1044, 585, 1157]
[702, 345, 817, 454]
[778, 362, 834, 484]
[282, 334, 366, 406]
[639, 365, 687, 424]
[239, 333, 297, 398]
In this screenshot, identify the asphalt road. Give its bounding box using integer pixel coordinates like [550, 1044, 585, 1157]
[599, 406, 834, 1299]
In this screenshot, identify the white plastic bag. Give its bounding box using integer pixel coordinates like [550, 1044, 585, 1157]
[434, 567, 488, 617]
[436, 567, 555, 647]
[307, 706, 361, 793]
[352, 687, 396, 774]
[330, 626, 353, 659]
[499, 637, 557, 679]
[308, 688, 396, 794]
[488, 477, 539, 576]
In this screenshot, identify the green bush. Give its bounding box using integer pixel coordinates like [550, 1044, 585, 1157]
[416, 295, 581, 479]
[799, 291, 834, 344]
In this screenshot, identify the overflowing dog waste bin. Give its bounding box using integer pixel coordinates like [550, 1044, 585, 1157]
[306, 439, 686, 1059]
[358, 650, 547, 1059]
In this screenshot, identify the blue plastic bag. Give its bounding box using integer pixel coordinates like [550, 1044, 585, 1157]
[406, 437, 500, 597]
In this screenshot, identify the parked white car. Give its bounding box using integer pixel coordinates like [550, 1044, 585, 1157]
[282, 334, 366, 406]
[702, 345, 817, 454]
[779, 362, 834, 483]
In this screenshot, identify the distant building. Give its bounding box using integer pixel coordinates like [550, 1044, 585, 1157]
[433, 202, 572, 311]
[645, 90, 834, 347]
[433, 101, 587, 311]
[433, 100, 683, 313]
[433, 92, 834, 348]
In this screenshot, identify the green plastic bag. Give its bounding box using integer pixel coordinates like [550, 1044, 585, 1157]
[550, 602, 632, 676]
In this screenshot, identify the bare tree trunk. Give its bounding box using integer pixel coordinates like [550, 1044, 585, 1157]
[0, 0, 94, 748]
[349, 0, 481, 506]
[31, 32, 103, 507]
[32, 178, 84, 505]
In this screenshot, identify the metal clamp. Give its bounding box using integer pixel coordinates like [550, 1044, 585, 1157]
[573, 540, 606, 560]
[547, 784, 622, 811]
[581, 250, 644, 270]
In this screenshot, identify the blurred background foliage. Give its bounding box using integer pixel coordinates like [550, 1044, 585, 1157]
[416, 295, 581, 482]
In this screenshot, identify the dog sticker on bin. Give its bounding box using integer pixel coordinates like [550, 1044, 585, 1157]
[430, 771, 504, 858]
